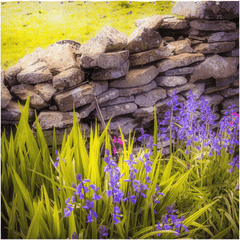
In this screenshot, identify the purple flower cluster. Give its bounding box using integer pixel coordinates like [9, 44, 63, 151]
[99, 225, 108, 239]
[229, 155, 239, 173]
[155, 204, 188, 236]
[53, 150, 65, 167]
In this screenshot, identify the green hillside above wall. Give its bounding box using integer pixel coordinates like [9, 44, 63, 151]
[1, 1, 176, 70]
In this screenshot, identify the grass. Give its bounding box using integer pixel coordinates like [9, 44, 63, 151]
[1, 1, 175, 70]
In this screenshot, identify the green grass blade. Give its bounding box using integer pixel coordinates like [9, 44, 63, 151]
[210, 225, 232, 239]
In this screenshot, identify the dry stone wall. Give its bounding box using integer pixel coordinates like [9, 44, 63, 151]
[1, 1, 239, 147]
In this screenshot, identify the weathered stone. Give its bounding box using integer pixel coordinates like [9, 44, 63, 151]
[155, 53, 205, 73]
[221, 95, 239, 108]
[4, 65, 22, 87]
[56, 39, 81, 54]
[155, 76, 187, 87]
[129, 46, 174, 66]
[216, 71, 239, 87]
[49, 105, 58, 111]
[206, 31, 239, 43]
[167, 83, 195, 96]
[132, 107, 155, 124]
[164, 67, 196, 76]
[124, 27, 162, 54]
[34, 83, 57, 102]
[167, 38, 193, 54]
[221, 87, 239, 98]
[204, 85, 230, 94]
[192, 41, 235, 54]
[77, 103, 96, 119]
[94, 102, 137, 120]
[178, 36, 185, 41]
[91, 61, 130, 80]
[98, 88, 120, 104]
[181, 28, 200, 36]
[163, 36, 175, 42]
[135, 87, 167, 108]
[100, 96, 134, 107]
[1, 84, 12, 108]
[17, 62, 52, 85]
[136, 15, 164, 31]
[90, 81, 108, 96]
[79, 26, 128, 55]
[1, 68, 4, 84]
[190, 20, 236, 31]
[135, 15, 174, 27]
[160, 18, 189, 29]
[54, 84, 95, 112]
[200, 94, 224, 106]
[223, 48, 239, 57]
[188, 35, 207, 41]
[1, 101, 35, 123]
[118, 80, 157, 97]
[181, 83, 205, 100]
[41, 44, 78, 75]
[80, 50, 129, 69]
[52, 68, 84, 91]
[191, 40, 203, 45]
[189, 55, 239, 83]
[32, 111, 79, 130]
[110, 65, 158, 88]
[172, 1, 239, 20]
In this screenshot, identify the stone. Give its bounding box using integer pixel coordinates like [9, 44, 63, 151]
[221, 95, 239, 108]
[52, 68, 84, 91]
[91, 61, 130, 80]
[1, 101, 35, 124]
[98, 88, 120, 104]
[41, 44, 78, 75]
[216, 71, 239, 87]
[135, 87, 167, 108]
[34, 83, 57, 102]
[132, 107, 155, 124]
[181, 83, 205, 100]
[77, 103, 96, 119]
[4, 65, 22, 88]
[164, 67, 196, 76]
[90, 81, 108, 96]
[155, 76, 187, 87]
[221, 87, 239, 98]
[206, 31, 239, 43]
[93, 102, 138, 120]
[80, 50, 129, 69]
[160, 18, 190, 29]
[190, 20, 236, 31]
[191, 40, 203, 45]
[223, 48, 239, 57]
[200, 94, 224, 106]
[192, 42, 235, 54]
[79, 26, 128, 55]
[129, 46, 174, 66]
[221, 107, 239, 115]
[155, 53, 205, 73]
[204, 85, 230, 94]
[17, 61, 52, 85]
[167, 38, 193, 54]
[54, 84, 95, 112]
[163, 36, 175, 42]
[1, 68, 4, 84]
[124, 27, 162, 54]
[166, 83, 195, 96]
[56, 39, 81, 54]
[172, 2, 239, 20]
[109, 65, 158, 88]
[32, 111, 80, 130]
[188, 35, 207, 41]
[181, 28, 200, 36]
[100, 96, 134, 107]
[136, 15, 164, 31]
[118, 80, 157, 97]
[135, 15, 174, 27]
[49, 105, 58, 111]
[189, 55, 239, 83]
[1, 84, 12, 108]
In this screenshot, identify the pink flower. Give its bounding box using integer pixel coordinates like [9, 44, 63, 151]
[230, 112, 239, 125]
[113, 136, 123, 145]
[113, 147, 116, 154]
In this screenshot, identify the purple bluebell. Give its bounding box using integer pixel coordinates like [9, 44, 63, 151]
[99, 225, 108, 239]
[72, 231, 78, 239]
[229, 155, 239, 173]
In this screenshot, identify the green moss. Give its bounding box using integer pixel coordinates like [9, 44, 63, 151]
[1, 1, 176, 70]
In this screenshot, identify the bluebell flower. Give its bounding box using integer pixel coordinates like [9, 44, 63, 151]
[82, 199, 98, 223]
[229, 155, 239, 173]
[72, 231, 78, 239]
[112, 206, 121, 224]
[99, 225, 108, 239]
[138, 128, 150, 142]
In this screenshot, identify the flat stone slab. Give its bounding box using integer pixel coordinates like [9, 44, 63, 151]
[100, 95, 134, 107]
[190, 19, 236, 31]
[181, 83, 205, 100]
[160, 18, 190, 29]
[155, 53, 205, 73]
[118, 80, 157, 97]
[220, 87, 239, 98]
[91, 61, 130, 80]
[206, 31, 239, 43]
[199, 94, 224, 106]
[32, 111, 79, 130]
[54, 84, 95, 112]
[164, 66, 196, 76]
[1, 85, 12, 108]
[216, 71, 239, 87]
[221, 95, 239, 108]
[132, 106, 155, 124]
[135, 15, 174, 27]
[167, 38, 193, 54]
[4, 65, 22, 87]
[34, 83, 57, 102]
[109, 65, 158, 88]
[129, 46, 174, 66]
[135, 15, 164, 31]
[124, 27, 162, 54]
[166, 83, 195, 96]
[52, 68, 85, 91]
[17, 61, 52, 85]
[76, 103, 96, 119]
[223, 48, 239, 57]
[93, 102, 138, 120]
[90, 81, 108, 96]
[204, 85, 230, 94]
[189, 55, 239, 83]
[155, 76, 187, 87]
[80, 50, 129, 69]
[193, 41, 235, 54]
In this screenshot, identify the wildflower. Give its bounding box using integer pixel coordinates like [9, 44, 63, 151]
[138, 128, 150, 142]
[99, 225, 108, 239]
[53, 150, 65, 167]
[82, 199, 98, 223]
[64, 198, 74, 217]
[112, 206, 121, 224]
[230, 112, 239, 125]
[229, 155, 239, 173]
[72, 231, 78, 239]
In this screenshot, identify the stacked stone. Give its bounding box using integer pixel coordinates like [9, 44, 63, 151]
[1, 1, 239, 147]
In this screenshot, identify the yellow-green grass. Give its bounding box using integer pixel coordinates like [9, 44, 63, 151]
[1, 1, 176, 70]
